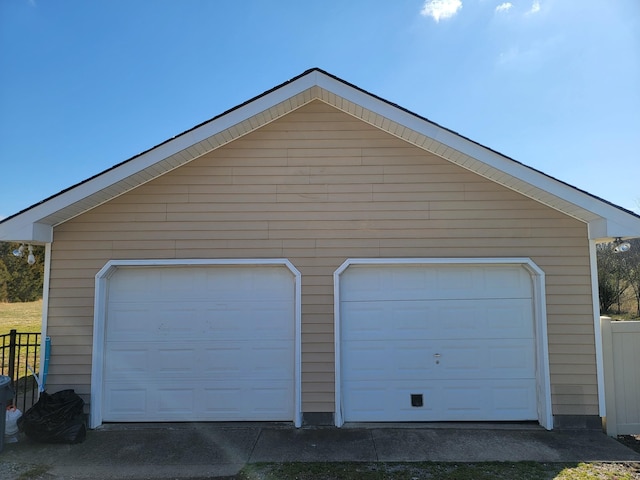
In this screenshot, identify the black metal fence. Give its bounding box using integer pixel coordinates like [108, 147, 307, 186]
[0, 329, 41, 411]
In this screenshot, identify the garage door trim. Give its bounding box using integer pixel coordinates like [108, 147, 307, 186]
[91, 258, 302, 428]
[333, 257, 551, 429]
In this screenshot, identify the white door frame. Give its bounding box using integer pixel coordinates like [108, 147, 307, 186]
[91, 258, 302, 428]
[333, 257, 552, 429]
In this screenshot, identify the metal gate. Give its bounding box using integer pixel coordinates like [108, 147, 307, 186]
[0, 329, 42, 411]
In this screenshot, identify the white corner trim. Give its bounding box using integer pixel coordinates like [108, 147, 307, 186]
[38, 243, 52, 393]
[589, 240, 606, 417]
[90, 258, 302, 429]
[333, 266, 343, 427]
[333, 257, 552, 430]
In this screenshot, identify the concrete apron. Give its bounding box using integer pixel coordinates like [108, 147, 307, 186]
[2, 423, 639, 479]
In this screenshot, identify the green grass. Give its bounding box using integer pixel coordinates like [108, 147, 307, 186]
[16, 464, 51, 480]
[0, 299, 43, 333]
[0, 300, 43, 385]
[238, 461, 640, 480]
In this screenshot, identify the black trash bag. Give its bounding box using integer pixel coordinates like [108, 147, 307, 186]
[17, 389, 86, 444]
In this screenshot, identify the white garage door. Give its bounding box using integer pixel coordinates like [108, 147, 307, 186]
[102, 265, 295, 422]
[340, 263, 537, 422]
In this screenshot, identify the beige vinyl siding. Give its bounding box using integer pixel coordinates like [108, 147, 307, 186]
[47, 100, 597, 416]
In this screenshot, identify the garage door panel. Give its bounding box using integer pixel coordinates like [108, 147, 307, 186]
[341, 343, 388, 380]
[343, 340, 438, 381]
[343, 379, 537, 422]
[105, 388, 148, 416]
[341, 265, 532, 302]
[490, 385, 538, 416]
[436, 300, 533, 338]
[250, 384, 295, 414]
[437, 266, 531, 299]
[105, 343, 198, 379]
[344, 339, 535, 381]
[105, 347, 148, 374]
[203, 343, 294, 379]
[203, 382, 293, 418]
[109, 266, 294, 300]
[342, 385, 391, 420]
[105, 380, 294, 422]
[251, 346, 294, 376]
[155, 348, 197, 373]
[439, 340, 535, 379]
[158, 388, 189, 414]
[341, 302, 437, 340]
[342, 300, 532, 341]
[485, 301, 533, 335]
[108, 303, 293, 342]
[107, 342, 292, 381]
[202, 308, 293, 340]
[107, 305, 164, 336]
[202, 268, 293, 301]
[440, 381, 537, 419]
[103, 265, 295, 422]
[107, 305, 203, 339]
[488, 343, 536, 373]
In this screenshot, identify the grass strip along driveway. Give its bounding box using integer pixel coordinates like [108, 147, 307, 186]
[236, 461, 640, 479]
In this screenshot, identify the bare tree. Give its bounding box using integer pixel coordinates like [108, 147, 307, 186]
[622, 238, 640, 317]
[597, 242, 629, 314]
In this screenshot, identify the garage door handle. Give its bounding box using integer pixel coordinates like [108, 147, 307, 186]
[433, 353, 441, 358]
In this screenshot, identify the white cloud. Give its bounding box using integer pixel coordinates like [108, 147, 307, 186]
[528, 0, 541, 14]
[420, 0, 463, 22]
[495, 2, 513, 13]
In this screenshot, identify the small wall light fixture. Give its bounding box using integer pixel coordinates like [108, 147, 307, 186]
[11, 243, 36, 264]
[613, 238, 631, 254]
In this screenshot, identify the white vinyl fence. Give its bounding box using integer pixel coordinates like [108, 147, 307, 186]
[602, 317, 640, 436]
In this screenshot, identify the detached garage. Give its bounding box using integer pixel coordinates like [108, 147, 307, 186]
[1, 69, 640, 430]
[335, 259, 549, 427]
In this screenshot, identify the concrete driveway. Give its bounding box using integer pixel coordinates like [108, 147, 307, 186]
[2, 423, 639, 479]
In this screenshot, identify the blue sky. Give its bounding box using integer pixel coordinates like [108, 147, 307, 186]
[1, 0, 639, 219]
